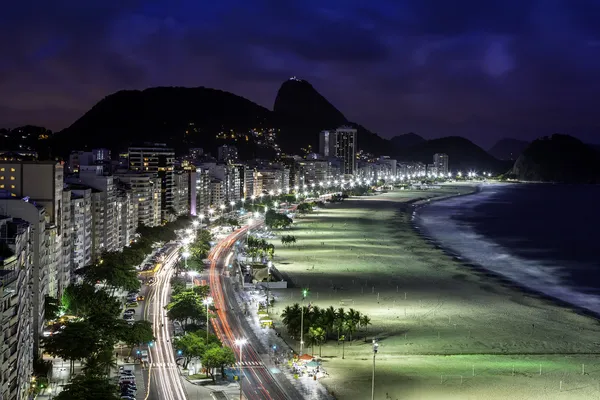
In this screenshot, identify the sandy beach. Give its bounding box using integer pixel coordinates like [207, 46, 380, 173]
[268, 186, 600, 400]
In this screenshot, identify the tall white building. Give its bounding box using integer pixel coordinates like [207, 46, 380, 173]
[0, 198, 48, 354]
[68, 185, 93, 270]
[172, 170, 190, 216]
[128, 145, 175, 217]
[115, 184, 138, 248]
[434, 153, 449, 176]
[0, 217, 33, 400]
[189, 168, 211, 216]
[114, 173, 162, 227]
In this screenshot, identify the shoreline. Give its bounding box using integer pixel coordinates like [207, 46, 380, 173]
[267, 186, 600, 400]
[411, 185, 600, 324]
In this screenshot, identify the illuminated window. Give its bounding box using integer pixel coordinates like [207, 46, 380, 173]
[0, 185, 4, 188]
[0, 176, 3, 180]
[10, 185, 14, 189]
[0, 168, 4, 171]
[10, 168, 15, 172]
[10, 176, 15, 180]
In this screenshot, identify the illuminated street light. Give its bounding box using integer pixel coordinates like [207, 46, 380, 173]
[300, 289, 308, 355]
[234, 338, 248, 400]
[371, 339, 379, 400]
[202, 297, 213, 342]
[182, 251, 190, 268]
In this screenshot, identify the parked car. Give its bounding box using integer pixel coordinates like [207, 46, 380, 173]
[126, 302, 139, 308]
[124, 309, 135, 315]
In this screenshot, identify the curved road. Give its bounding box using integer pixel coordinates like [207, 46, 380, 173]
[208, 225, 304, 400]
[145, 247, 187, 400]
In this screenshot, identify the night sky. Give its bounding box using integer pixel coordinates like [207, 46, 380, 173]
[1, 1, 599, 148]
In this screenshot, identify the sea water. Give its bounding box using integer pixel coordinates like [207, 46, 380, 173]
[415, 183, 600, 315]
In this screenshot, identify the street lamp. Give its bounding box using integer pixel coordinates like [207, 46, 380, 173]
[192, 220, 199, 228]
[300, 289, 308, 355]
[182, 251, 190, 268]
[234, 338, 248, 400]
[251, 195, 256, 206]
[203, 297, 213, 342]
[198, 214, 204, 230]
[219, 204, 225, 217]
[230, 200, 235, 213]
[371, 339, 379, 400]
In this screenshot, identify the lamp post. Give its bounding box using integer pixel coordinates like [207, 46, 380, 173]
[203, 297, 213, 342]
[371, 339, 379, 400]
[198, 214, 204, 231]
[182, 251, 190, 269]
[230, 200, 235, 213]
[219, 204, 225, 218]
[300, 289, 308, 355]
[235, 338, 247, 400]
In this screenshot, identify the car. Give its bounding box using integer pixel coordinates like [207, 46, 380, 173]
[121, 396, 135, 400]
[120, 371, 134, 376]
[121, 389, 136, 396]
[124, 309, 135, 315]
[126, 302, 139, 308]
[137, 295, 145, 301]
[123, 316, 135, 322]
[120, 384, 137, 391]
[118, 377, 135, 383]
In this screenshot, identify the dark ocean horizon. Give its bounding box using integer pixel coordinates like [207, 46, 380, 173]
[414, 183, 600, 315]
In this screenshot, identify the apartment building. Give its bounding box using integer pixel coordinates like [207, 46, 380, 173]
[0, 198, 48, 354]
[0, 217, 33, 400]
[128, 145, 175, 217]
[172, 170, 190, 216]
[189, 168, 211, 217]
[68, 185, 93, 270]
[114, 173, 162, 227]
[115, 184, 138, 248]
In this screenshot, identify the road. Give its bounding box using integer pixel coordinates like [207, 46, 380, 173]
[145, 247, 188, 400]
[208, 225, 304, 400]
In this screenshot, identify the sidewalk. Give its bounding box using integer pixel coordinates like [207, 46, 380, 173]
[181, 374, 243, 400]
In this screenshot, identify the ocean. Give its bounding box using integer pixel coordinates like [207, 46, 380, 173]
[414, 183, 600, 315]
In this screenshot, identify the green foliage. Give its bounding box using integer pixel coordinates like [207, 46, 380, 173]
[78, 252, 140, 293]
[61, 283, 121, 318]
[202, 346, 236, 382]
[280, 235, 296, 247]
[120, 320, 155, 347]
[247, 236, 275, 260]
[296, 202, 313, 214]
[173, 331, 209, 369]
[171, 276, 187, 295]
[54, 374, 120, 400]
[82, 348, 117, 378]
[280, 304, 371, 344]
[167, 291, 206, 328]
[264, 209, 292, 229]
[44, 295, 60, 321]
[42, 320, 103, 374]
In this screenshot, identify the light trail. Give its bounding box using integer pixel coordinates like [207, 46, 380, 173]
[208, 224, 291, 400]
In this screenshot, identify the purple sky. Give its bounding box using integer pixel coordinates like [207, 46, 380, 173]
[1, 0, 599, 148]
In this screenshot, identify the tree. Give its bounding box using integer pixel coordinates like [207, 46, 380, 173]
[44, 295, 60, 321]
[308, 327, 326, 357]
[359, 315, 372, 332]
[264, 210, 292, 229]
[78, 253, 140, 294]
[173, 332, 207, 369]
[54, 374, 120, 400]
[202, 346, 236, 382]
[120, 321, 155, 348]
[281, 235, 297, 247]
[167, 292, 205, 329]
[83, 348, 117, 377]
[297, 202, 313, 214]
[42, 321, 102, 374]
[281, 304, 301, 336]
[61, 283, 121, 318]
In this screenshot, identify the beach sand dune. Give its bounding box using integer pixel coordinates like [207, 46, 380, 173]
[268, 187, 600, 400]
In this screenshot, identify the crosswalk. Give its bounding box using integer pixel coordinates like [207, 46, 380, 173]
[236, 361, 263, 367]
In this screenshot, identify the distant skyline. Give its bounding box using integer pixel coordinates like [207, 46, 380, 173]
[1, 1, 599, 149]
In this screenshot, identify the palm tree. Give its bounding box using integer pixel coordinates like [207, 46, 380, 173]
[308, 327, 326, 357]
[281, 304, 301, 336]
[83, 348, 117, 377]
[346, 308, 361, 341]
[334, 308, 346, 342]
[359, 315, 372, 332]
[323, 306, 337, 339]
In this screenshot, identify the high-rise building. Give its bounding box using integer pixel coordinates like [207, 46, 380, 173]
[319, 127, 357, 175]
[0, 217, 33, 400]
[189, 168, 211, 217]
[71, 165, 118, 257]
[0, 198, 48, 354]
[433, 153, 449, 176]
[114, 173, 162, 227]
[68, 186, 93, 270]
[128, 145, 175, 216]
[115, 183, 138, 248]
[172, 170, 190, 217]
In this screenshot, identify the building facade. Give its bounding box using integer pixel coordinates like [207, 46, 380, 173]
[0, 217, 33, 400]
[128, 145, 175, 217]
[114, 173, 162, 227]
[433, 153, 449, 176]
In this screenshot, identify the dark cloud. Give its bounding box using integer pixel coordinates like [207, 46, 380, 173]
[0, 0, 599, 148]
